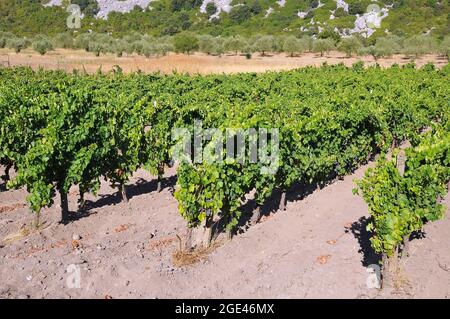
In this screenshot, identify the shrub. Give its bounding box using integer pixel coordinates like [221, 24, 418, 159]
[229, 5, 252, 24]
[205, 2, 217, 17]
[250, 0, 262, 15]
[349, 3, 364, 15]
[71, 0, 99, 17]
[171, 0, 203, 12]
[305, 10, 314, 19]
[334, 7, 348, 18]
[310, 0, 319, 9]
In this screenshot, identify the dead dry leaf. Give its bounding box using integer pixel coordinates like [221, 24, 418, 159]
[344, 222, 353, 229]
[114, 224, 129, 233]
[316, 255, 332, 265]
[71, 240, 81, 249]
[0, 203, 27, 213]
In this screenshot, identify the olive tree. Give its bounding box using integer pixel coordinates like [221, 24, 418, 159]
[283, 36, 303, 57]
[132, 40, 154, 57]
[0, 37, 7, 49]
[300, 36, 313, 52]
[253, 35, 274, 56]
[313, 38, 334, 57]
[358, 45, 384, 61]
[0, 31, 13, 48]
[199, 35, 224, 56]
[88, 41, 109, 57]
[7, 38, 28, 53]
[52, 33, 74, 49]
[32, 36, 54, 55]
[373, 36, 402, 58]
[403, 35, 438, 59]
[439, 36, 450, 61]
[211, 38, 225, 56]
[74, 33, 92, 51]
[155, 41, 174, 56]
[173, 32, 199, 54]
[113, 39, 128, 57]
[141, 41, 155, 58]
[198, 35, 215, 54]
[273, 36, 287, 53]
[337, 36, 362, 57]
[224, 36, 247, 55]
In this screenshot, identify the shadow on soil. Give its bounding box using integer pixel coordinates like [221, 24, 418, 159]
[129, 175, 177, 198]
[347, 216, 381, 266]
[347, 216, 426, 266]
[235, 177, 344, 235]
[62, 210, 98, 225]
[62, 175, 177, 224]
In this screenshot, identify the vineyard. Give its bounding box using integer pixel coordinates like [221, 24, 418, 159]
[1, 62, 449, 297]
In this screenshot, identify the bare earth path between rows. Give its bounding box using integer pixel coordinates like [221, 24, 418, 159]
[1, 163, 449, 299]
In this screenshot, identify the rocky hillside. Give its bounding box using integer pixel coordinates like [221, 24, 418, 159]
[1, 0, 448, 38]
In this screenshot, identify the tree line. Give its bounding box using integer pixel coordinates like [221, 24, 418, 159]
[1, 31, 449, 61]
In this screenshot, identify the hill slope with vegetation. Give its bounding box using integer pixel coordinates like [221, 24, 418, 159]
[0, 0, 448, 39]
